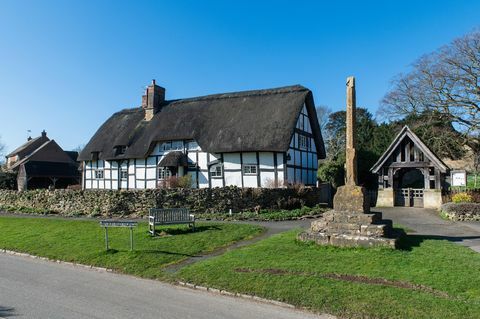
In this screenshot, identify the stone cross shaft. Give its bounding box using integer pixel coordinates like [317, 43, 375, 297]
[346, 76, 358, 186]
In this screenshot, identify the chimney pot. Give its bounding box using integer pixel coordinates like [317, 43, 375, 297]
[142, 80, 165, 121]
[41, 130, 47, 138]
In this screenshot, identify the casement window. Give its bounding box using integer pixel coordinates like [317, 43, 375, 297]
[161, 142, 172, 151]
[94, 169, 104, 179]
[158, 167, 172, 180]
[120, 169, 128, 180]
[186, 140, 199, 151]
[115, 145, 127, 155]
[298, 135, 309, 150]
[161, 141, 184, 151]
[171, 141, 183, 150]
[243, 164, 258, 175]
[210, 164, 223, 178]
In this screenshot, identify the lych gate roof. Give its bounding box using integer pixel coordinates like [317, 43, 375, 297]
[78, 85, 326, 161]
[370, 126, 449, 174]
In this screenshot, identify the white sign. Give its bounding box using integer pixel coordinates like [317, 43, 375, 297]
[451, 171, 467, 187]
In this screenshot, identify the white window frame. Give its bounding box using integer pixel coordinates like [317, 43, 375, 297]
[158, 167, 172, 180]
[161, 142, 172, 151]
[171, 141, 183, 150]
[298, 134, 308, 150]
[243, 164, 258, 175]
[186, 140, 199, 151]
[210, 164, 223, 178]
[94, 169, 104, 179]
[120, 169, 128, 180]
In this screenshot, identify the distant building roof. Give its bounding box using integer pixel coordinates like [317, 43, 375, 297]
[10, 140, 77, 170]
[6, 132, 49, 158]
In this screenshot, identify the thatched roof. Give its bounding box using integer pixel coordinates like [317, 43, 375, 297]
[158, 151, 189, 167]
[78, 85, 325, 161]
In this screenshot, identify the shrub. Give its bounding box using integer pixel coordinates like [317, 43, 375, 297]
[177, 174, 192, 188]
[158, 175, 193, 189]
[451, 192, 473, 203]
[440, 202, 480, 221]
[0, 171, 17, 190]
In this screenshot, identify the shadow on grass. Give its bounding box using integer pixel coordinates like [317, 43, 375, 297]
[397, 233, 480, 251]
[101, 248, 200, 257]
[152, 225, 221, 236]
[0, 306, 15, 317]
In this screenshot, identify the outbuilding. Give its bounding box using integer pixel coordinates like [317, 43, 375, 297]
[370, 126, 449, 209]
[5, 131, 80, 191]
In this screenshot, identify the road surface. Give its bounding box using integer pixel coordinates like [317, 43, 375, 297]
[0, 253, 332, 319]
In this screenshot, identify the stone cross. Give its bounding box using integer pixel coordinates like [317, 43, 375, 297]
[345, 76, 358, 186]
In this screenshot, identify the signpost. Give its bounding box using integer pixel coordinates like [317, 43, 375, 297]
[99, 220, 138, 251]
[451, 170, 467, 188]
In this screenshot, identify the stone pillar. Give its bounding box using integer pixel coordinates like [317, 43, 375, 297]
[345, 76, 358, 186]
[333, 76, 369, 214]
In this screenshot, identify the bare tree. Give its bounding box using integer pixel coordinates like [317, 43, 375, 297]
[381, 29, 480, 136]
[316, 105, 331, 132]
[0, 136, 6, 167]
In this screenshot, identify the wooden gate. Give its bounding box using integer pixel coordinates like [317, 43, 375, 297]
[394, 188, 424, 207]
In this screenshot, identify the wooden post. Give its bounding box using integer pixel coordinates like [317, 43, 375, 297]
[434, 168, 441, 190]
[104, 227, 109, 250]
[130, 227, 134, 251]
[388, 167, 394, 188]
[405, 142, 411, 162]
[424, 168, 430, 189]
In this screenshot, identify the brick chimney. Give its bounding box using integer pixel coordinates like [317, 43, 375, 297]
[142, 79, 165, 121]
[41, 130, 47, 138]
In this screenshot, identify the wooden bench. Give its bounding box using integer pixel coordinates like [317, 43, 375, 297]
[148, 208, 195, 236]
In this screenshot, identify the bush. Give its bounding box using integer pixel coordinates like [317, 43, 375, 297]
[158, 175, 192, 188]
[317, 160, 344, 188]
[440, 202, 480, 221]
[451, 192, 473, 203]
[0, 172, 17, 190]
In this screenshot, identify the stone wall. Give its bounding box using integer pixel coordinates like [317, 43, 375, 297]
[0, 185, 329, 218]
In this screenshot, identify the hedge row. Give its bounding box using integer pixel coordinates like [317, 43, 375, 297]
[440, 202, 480, 222]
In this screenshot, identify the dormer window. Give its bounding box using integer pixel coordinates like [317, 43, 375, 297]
[115, 145, 127, 155]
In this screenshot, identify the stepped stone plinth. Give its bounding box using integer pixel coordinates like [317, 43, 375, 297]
[297, 207, 398, 248]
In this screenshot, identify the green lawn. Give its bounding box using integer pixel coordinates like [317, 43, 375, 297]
[0, 216, 262, 280]
[178, 230, 480, 319]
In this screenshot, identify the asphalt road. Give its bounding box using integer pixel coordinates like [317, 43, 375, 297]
[0, 253, 332, 319]
[379, 207, 480, 252]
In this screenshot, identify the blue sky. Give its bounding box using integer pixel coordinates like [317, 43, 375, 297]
[1, 0, 479, 154]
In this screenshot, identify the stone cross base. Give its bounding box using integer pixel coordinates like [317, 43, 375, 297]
[297, 210, 399, 249]
[333, 185, 370, 213]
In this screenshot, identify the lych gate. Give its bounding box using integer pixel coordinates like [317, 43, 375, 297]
[370, 126, 449, 209]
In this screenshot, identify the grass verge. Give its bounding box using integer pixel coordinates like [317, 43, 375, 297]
[0, 216, 262, 280]
[177, 230, 480, 319]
